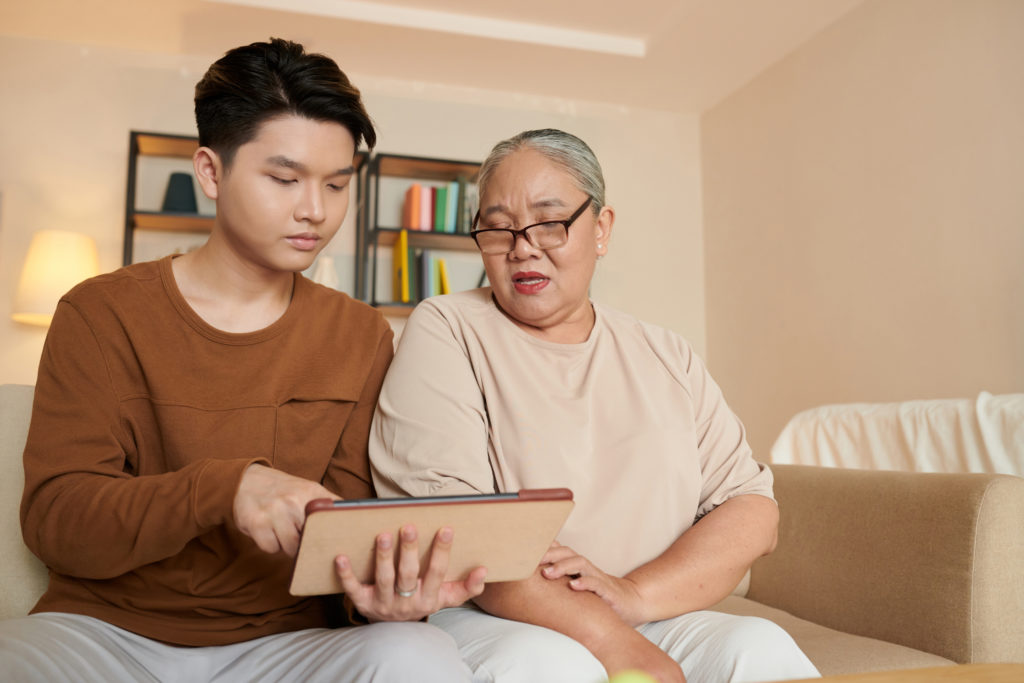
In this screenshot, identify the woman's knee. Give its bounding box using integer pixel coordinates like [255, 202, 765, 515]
[716, 617, 819, 682]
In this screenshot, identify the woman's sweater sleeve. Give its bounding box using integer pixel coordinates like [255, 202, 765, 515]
[369, 300, 496, 498]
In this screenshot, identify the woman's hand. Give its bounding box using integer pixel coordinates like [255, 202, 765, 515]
[541, 542, 648, 627]
[335, 524, 487, 622]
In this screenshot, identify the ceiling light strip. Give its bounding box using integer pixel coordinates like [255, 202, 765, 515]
[206, 0, 646, 58]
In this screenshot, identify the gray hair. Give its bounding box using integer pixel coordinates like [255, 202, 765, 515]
[476, 129, 606, 213]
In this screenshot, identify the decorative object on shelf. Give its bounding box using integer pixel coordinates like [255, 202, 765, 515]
[161, 172, 198, 213]
[12, 230, 100, 327]
[125, 130, 367, 267]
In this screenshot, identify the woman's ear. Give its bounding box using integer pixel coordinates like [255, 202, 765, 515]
[193, 147, 223, 201]
[594, 204, 615, 257]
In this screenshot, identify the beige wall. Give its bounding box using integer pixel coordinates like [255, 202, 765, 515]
[0, 34, 704, 385]
[702, 0, 1024, 458]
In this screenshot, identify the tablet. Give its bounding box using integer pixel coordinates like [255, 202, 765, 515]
[289, 488, 574, 596]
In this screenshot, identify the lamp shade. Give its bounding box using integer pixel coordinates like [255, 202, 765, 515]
[12, 230, 100, 327]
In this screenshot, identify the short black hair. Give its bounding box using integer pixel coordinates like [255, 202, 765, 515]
[194, 38, 376, 167]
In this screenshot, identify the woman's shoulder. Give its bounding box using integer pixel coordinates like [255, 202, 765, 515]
[408, 288, 497, 329]
[596, 302, 694, 351]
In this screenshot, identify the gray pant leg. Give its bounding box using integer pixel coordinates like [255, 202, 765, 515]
[0, 612, 471, 683]
[0, 613, 163, 682]
[210, 621, 472, 683]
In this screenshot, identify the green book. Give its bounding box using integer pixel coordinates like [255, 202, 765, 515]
[454, 176, 468, 233]
[434, 186, 447, 232]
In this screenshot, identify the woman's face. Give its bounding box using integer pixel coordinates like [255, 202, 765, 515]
[477, 148, 613, 343]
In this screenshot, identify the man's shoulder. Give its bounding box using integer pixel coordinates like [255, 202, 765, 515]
[299, 277, 391, 336]
[61, 259, 165, 315]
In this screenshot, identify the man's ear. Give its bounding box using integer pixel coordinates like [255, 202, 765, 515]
[193, 147, 223, 201]
[594, 204, 615, 257]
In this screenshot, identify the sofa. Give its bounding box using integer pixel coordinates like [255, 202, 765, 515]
[3, 383, 1023, 677]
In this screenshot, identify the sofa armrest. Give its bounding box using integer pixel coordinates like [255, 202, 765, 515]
[749, 464, 1024, 664]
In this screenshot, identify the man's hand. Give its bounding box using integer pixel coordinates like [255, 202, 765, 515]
[336, 525, 487, 622]
[541, 542, 648, 626]
[233, 464, 335, 556]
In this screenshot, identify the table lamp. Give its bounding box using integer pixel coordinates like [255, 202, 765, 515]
[11, 230, 100, 327]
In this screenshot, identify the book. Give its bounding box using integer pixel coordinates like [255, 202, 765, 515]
[403, 184, 421, 230]
[434, 185, 448, 232]
[420, 185, 433, 231]
[454, 176, 468, 233]
[392, 229, 409, 303]
[407, 245, 419, 302]
[438, 258, 451, 295]
[418, 249, 432, 301]
[445, 180, 459, 233]
[458, 181, 478, 234]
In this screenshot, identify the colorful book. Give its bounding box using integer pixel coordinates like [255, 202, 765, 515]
[434, 185, 448, 232]
[392, 229, 409, 303]
[402, 184, 421, 230]
[420, 185, 432, 230]
[454, 176, 467, 233]
[445, 180, 459, 233]
[438, 258, 450, 295]
[407, 245, 419, 302]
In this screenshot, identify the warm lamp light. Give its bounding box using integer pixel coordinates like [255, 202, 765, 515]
[12, 230, 100, 327]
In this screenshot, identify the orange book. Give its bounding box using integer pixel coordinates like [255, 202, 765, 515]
[403, 183, 421, 229]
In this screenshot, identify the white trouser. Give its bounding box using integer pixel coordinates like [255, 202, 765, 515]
[429, 605, 821, 683]
[0, 612, 472, 683]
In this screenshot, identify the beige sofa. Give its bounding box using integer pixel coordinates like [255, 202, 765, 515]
[3, 383, 1023, 677]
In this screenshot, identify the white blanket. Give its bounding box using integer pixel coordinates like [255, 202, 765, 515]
[769, 392, 1024, 476]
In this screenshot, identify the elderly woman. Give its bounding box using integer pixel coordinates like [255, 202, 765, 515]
[368, 129, 819, 683]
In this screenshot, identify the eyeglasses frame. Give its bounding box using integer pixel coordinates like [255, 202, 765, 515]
[469, 197, 594, 254]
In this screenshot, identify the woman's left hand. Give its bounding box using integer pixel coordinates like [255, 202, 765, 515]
[540, 542, 647, 627]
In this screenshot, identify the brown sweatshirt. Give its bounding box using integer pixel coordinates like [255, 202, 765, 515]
[20, 256, 393, 646]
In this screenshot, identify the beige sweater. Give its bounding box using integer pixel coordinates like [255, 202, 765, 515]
[371, 288, 772, 577]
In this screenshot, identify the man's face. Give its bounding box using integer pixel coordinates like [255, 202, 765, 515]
[208, 114, 357, 274]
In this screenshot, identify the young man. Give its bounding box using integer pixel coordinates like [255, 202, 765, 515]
[0, 39, 483, 682]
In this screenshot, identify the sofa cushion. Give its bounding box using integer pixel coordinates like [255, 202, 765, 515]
[710, 595, 954, 677]
[0, 384, 49, 619]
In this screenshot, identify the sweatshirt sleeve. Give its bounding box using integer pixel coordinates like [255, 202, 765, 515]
[20, 300, 264, 579]
[369, 299, 495, 498]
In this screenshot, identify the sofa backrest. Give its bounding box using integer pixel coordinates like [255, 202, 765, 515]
[0, 384, 49, 619]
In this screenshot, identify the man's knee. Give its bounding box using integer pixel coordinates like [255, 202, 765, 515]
[349, 622, 471, 682]
[465, 623, 606, 683]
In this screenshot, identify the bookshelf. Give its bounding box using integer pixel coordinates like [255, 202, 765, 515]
[123, 131, 212, 266]
[356, 153, 483, 315]
[123, 130, 368, 269]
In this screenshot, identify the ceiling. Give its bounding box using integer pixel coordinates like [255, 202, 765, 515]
[5, 0, 866, 113]
[205, 0, 866, 112]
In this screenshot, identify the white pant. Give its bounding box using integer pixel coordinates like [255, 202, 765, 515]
[429, 605, 821, 683]
[0, 612, 472, 682]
